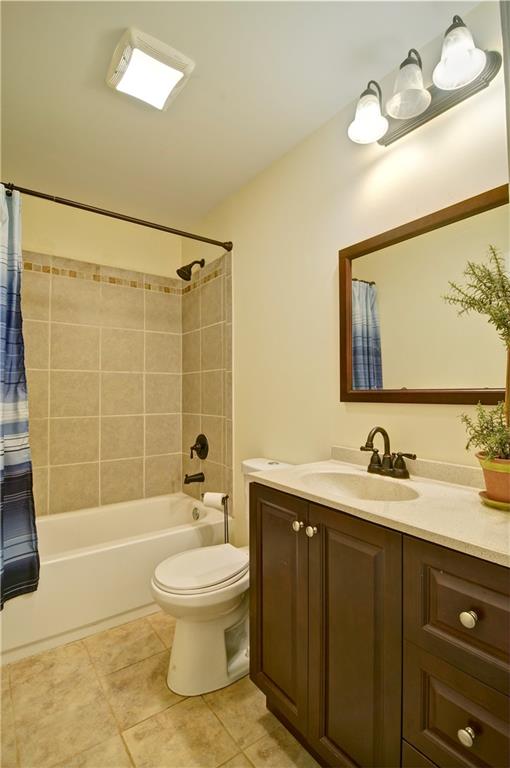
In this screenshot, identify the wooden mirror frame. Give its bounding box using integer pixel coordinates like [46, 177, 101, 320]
[339, 185, 509, 404]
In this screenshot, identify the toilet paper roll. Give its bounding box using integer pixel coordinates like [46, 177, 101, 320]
[203, 492, 226, 511]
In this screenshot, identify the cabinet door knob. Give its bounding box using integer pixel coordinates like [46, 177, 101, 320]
[459, 610, 478, 629]
[305, 525, 318, 538]
[291, 521, 304, 532]
[457, 726, 476, 748]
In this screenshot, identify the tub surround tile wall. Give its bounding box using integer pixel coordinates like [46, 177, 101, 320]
[22, 254, 183, 515]
[181, 254, 233, 501]
[1, 612, 316, 768]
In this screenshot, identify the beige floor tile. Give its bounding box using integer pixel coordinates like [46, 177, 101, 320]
[123, 696, 238, 768]
[243, 725, 320, 768]
[204, 676, 279, 749]
[1, 689, 18, 768]
[15, 674, 117, 768]
[101, 650, 183, 730]
[220, 754, 255, 768]
[9, 641, 91, 689]
[50, 735, 132, 768]
[84, 618, 165, 675]
[147, 611, 176, 648]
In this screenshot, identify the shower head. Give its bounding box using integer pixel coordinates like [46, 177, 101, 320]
[176, 259, 205, 281]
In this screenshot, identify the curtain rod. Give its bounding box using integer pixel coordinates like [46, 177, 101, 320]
[2, 182, 233, 253]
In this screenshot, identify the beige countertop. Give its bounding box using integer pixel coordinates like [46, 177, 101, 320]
[247, 459, 510, 567]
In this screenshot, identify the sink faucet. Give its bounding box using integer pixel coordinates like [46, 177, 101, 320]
[360, 426, 416, 479]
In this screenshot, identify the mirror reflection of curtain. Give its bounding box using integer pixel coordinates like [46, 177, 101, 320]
[352, 280, 383, 389]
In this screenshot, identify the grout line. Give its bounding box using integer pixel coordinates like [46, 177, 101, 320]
[25, 318, 181, 335]
[43, 452, 183, 469]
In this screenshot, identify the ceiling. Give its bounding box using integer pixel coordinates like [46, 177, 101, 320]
[2, 1, 477, 226]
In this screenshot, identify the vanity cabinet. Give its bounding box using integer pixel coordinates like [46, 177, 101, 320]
[249, 483, 402, 767]
[249, 482, 510, 768]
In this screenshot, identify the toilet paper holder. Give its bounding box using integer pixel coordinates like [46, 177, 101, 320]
[202, 492, 230, 543]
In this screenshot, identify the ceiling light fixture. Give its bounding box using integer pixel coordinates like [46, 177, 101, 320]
[433, 15, 486, 91]
[106, 28, 195, 110]
[347, 81, 388, 144]
[386, 49, 431, 120]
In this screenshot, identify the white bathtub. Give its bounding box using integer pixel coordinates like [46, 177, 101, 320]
[0, 493, 224, 663]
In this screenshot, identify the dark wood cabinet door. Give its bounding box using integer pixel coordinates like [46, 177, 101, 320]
[307, 503, 402, 767]
[249, 483, 309, 731]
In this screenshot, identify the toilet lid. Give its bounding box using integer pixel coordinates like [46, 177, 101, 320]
[154, 544, 249, 594]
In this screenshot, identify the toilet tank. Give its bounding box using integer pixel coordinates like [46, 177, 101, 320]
[241, 458, 293, 517]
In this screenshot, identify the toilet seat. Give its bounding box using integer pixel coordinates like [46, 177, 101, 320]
[153, 543, 249, 595]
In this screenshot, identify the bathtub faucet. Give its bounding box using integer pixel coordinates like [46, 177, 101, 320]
[184, 472, 205, 484]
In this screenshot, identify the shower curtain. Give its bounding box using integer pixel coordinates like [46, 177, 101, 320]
[1, 184, 39, 608]
[352, 280, 383, 390]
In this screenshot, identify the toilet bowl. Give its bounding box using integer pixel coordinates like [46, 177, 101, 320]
[151, 458, 292, 696]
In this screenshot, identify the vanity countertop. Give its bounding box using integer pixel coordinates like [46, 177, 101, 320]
[247, 459, 510, 567]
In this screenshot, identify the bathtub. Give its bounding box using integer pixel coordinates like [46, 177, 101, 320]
[0, 493, 224, 664]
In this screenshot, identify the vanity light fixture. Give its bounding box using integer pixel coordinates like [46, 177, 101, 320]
[432, 15, 486, 91]
[386, 49, 431, 120]
[347, 81, 388, 144]
[106, 28, 195, 110]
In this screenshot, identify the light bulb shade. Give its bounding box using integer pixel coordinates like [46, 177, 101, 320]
[348, 82, 388, 144]
[432, 17, 486, 90]
[386, 51, 431, 119]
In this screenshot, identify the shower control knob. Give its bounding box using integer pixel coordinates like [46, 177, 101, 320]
[457, 726, 476, 748]
[305, 525, 318, 538]
[292, 521, 304, 532]
[459, 610, 478, 629]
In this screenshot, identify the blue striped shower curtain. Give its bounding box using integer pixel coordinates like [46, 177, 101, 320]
[352, 280, 383, 390]
[1, 185, 39, 608]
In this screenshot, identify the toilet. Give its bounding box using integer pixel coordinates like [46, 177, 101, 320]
[150, 457, 291, 696]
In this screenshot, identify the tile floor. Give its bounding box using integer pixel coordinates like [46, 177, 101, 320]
[1, 612, 319, 768]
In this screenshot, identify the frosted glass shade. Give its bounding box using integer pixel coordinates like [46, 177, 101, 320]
[433, 22, 486, 90]
[348, 92, 388, 144]
[386, 61, 431, 119]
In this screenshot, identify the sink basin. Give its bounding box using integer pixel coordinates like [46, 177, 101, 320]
[300, 471, 419, 502]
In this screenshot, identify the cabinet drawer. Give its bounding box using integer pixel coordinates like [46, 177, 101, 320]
[404, 537, 510, 693]
[404, 642, 510, 768]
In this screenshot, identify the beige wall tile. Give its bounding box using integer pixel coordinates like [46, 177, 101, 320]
[203, 461, 225, 493]
[201, 277, 223, 326]
[146, 414, 181, 456]
[202, 370, 223, 416]
[225, 276, 232, 323]
[30, 418, 48, 467]
[201, 323, 223, 371]
[21, 271, 50, 320]
[101, 458, 143, 504]
[182, 414, 201, 455]
[145, 292, 181, 333]
[202, 415, 223, 464]
[50, 372, 99, 417]
[49, 463, 99, 514]
[32, 467, 48, 516]
[52, 276, 100, 325]
[101, 328, 143, 372]
[145, 332, 181, 373]
[225, 322, 232, 372]
[145, 454, 181, 496]
[24, 320, 49, 369]
[145, 374, 181, 414]
[224, 371, 232, 419]
[181, 454, 201, 497]
[52, 256, 98, 275]
[27, 369, 49, 418]
[101, 416, 143, 460]
[49, 418, 99, 465]
[182, 330, 200, 373]
[100, 284, 144, 330]
[101, 373, 142, 415]
[182, 373, 200, 414]
[225, 420, 232, 467]
[182, 290, 200, 333]
[51, 324, 100, 370]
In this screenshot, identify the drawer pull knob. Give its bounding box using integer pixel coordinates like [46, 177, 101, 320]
[305, 525, 318, 538]
[457, 726, 476, 748]
[459, 610, 478, 629]
[292, 521, 304, 532]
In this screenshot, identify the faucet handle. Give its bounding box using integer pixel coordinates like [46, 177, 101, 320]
[395, 452, 417, 461]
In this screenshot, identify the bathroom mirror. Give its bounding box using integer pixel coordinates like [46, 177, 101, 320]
[339, 185, 509, 403]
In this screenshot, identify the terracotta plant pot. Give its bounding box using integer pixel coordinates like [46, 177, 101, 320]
[476, 452, 510, 503]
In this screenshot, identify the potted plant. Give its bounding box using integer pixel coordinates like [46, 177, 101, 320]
[444, 245, 510, 506]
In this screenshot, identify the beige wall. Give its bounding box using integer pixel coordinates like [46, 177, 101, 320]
[352, 204, 509, 389]
[184, 2, 509, 544]
[21, 195, 183, 277]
